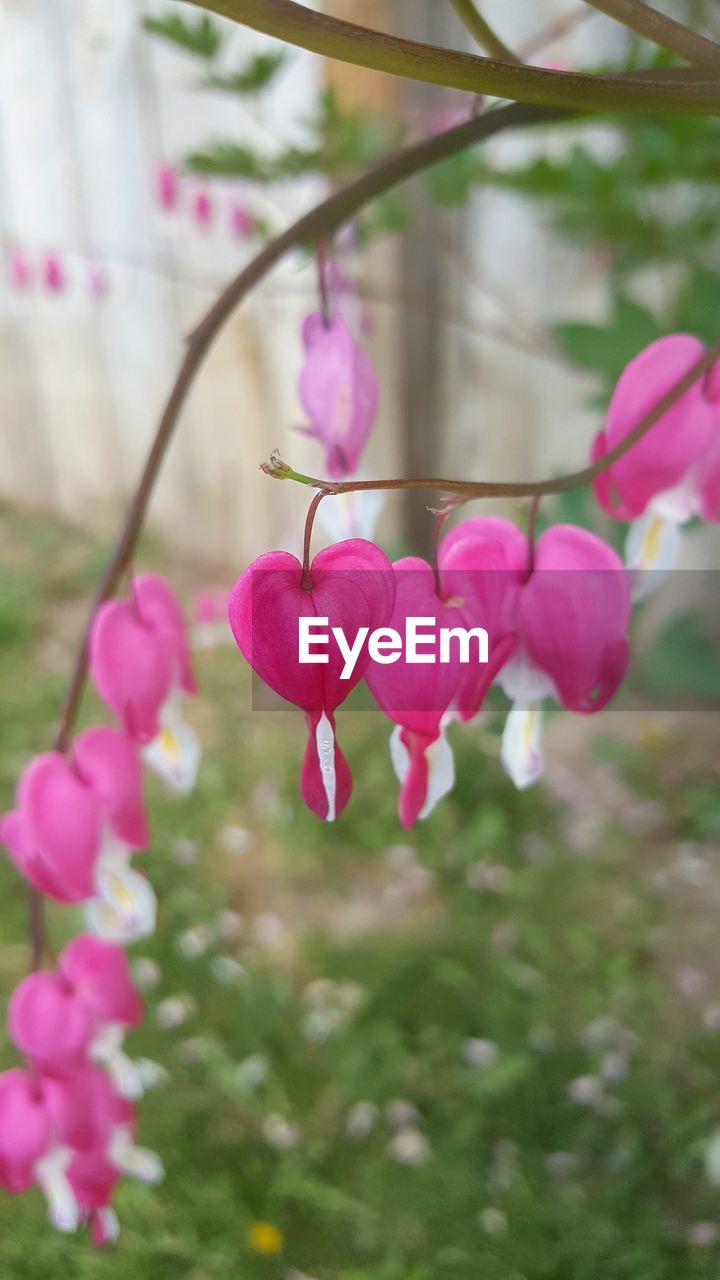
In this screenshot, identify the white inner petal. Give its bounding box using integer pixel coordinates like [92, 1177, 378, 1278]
[34, 1146, 79, 1234]
[108, 1127, 164, 1185]
[88, 849, 157, 943]
[142, 695, 202, 794]
[497, 650, 558, 707]
[625, 511, 682, 602]
[90, 1024, 144, 1100]
[315, 712, 337, 823]
[501, 702, 545, 791]
[389, 724, 456, 820]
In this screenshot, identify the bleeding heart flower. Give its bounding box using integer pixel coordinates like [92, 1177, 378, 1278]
[1, 731, 148, 904]
[591, 334, 719, 597]
[297, 311, 379, 478]
[364, 558, 464, 828]
[9, 935, 143, 1073]
[229, 539, 394, 821]
[0, 1068, 87, 1230]
[497, 524, 631, 789]
[154, 163, 179, 211]
[89, 575, 200, 787]
[437, 516, 528, 721]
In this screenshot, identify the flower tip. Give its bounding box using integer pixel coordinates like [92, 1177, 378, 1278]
[260, 451, 291, 479]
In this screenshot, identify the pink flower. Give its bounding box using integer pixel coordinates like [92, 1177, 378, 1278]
[154, 164, 179, 212]
[43, 255, 65, 294]
[229, 201, 253, 238]
[89, 575, 200, 792]
[0, 1068, 86, 1229]
[8, 936, 143, 1074]
[591, 335, 720, 595]
[0, 728, 148, 904]
[364, 558, 464, 828]
[192, 190, 213, 229]
[496, 524, 631, 788]
[297, 312, 379, 478]
[7, 250, 31, 290]
[229, 539, 394, 820]
[437, 517, 528, 721]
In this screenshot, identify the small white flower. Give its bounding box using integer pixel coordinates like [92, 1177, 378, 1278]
[175, 924, 213, 960]
[131, 957, 161, 991]
[387, 1127, 430, 1165]
[218, 825, 253, 856]
[263, 1114, 300, 1151]
[568, 1075, 605, 1107]
[214, 909, 245, 941]
[704, 1129, 720, 1184]
[155, 994, 196, 1030]
[211, 956, 247, 985]
[346, 1101, 379, 1140]
[386, 1099, 420, 1130]
[688, 1222, 720, 1247]
[462, 1038, 499, 1068]
[253, 913, 289, 951]
[545, 1151, 577, 1179]
[169, 837, 200, 866]
[703, 1005, 720, 1032]
[234, 1054, 269, 1090]
[600, 1051, 628, 1083]
[478, 1207, 507, 1235]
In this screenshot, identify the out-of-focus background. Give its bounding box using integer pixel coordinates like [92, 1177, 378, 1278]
[2, 3, 720, 1277]
[0, 0, 638, 562]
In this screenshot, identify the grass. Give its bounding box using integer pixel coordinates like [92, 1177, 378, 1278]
[0, 502, 720, 1278]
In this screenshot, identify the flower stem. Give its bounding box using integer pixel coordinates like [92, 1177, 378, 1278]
[186, 0, 720, 114]
[266, 340, 720, 505]
[582, 0, 720, 75]
[301, 493, 326, 590]
[448, 0, 520, 63]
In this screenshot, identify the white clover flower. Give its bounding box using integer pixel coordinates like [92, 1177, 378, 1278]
[387, 1127, 430, 1165]
[211, 956, 247, 985]
[263, 1114, 300, 1151]
[704, 1130, 720, 1185]
[346, 1101, 379, 1140]
[462, 1039, 499, 1068]
[131, 957, 161, 992]
[385, 1099, 420, 1130]
[155, 994, 196, 1030]
[234, 1054, 270, 1090]
[568, 1075, 605, 1107]
[218, 824, 254, 856]
[478, 1207, 507, 1235]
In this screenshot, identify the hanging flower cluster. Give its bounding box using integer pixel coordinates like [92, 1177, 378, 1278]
[153, 163, 258, 239]
[230, 519, 631, 827]
[294, 235, 383, 543]
[5, 250, 109, 300]
[591, 333, 720, 597]
[0, 575, 199, 1241]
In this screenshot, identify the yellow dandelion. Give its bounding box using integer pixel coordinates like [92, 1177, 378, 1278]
[248, 1220, 283, 1256]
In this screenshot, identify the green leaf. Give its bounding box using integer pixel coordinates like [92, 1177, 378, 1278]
[202, 50, 286, 95]
[674, 266, 720, 345]
[554, 295, 663, 381]
[143, 12, 223, 59]
[185, 143, 274, 181]
[643, 611, 720, 700]
[425, 150, 477, 206]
